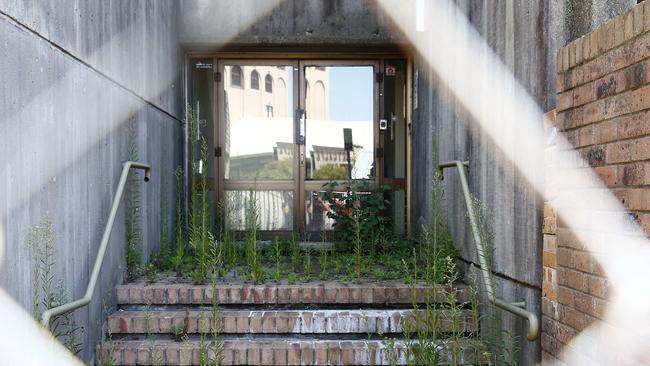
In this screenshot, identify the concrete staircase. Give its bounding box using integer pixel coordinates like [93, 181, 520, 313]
[96, 280, 480, 365]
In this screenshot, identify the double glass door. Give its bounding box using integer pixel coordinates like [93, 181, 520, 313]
[215, 59, 379, 239]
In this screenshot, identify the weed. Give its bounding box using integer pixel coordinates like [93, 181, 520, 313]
[28, 217, 84, 355]
[273, 237, 282, 282]
[244, 189, 264, 282]
[158, 166, 170, 265]
[303, 247, 312, 280]
[209, 277, 224, 365]
[173, 166, 186, 274]
[101, 332, 117, 366]
[352, 205, 363, 279]
[287, 272, 297, 285]
[170, 321, 187, 342]
[125, 119, 143, 279]
[290, 232, 300, 271]
[144, 262, 159, 284]
[145, 306, 164, 365]
[318, 246, 329, 280]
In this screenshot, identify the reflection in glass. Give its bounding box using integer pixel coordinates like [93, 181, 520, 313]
[305, 190, 335, 232]
[225, 190, 293, 231]
[304, 66, 374, 180]
[224, 65, 293, 180]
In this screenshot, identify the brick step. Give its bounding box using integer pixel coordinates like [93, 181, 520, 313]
[96, 337, 482, 365]
[108, 309, 477, 335]
[116, 281, 470, 306]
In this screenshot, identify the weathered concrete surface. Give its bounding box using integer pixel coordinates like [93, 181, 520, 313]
[179, 0, 405, 49]
[410, 0, 634, 364]
[0, 1, 182, 362]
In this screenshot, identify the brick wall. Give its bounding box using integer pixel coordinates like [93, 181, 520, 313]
[542, 2, 650, 363]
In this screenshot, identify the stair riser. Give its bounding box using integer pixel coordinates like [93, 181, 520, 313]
[116, 283, 470, 306]
[97, 339, 479, 366]
[108, 310, 476, 335]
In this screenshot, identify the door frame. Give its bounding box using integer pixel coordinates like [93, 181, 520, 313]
[211, 53, 404, 239]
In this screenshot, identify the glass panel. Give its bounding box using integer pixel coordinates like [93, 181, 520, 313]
[224, 64, 294, 180]
[304, 65, 374, 180]
[225, 190, 293, 231]
[304, 190, 336, 233]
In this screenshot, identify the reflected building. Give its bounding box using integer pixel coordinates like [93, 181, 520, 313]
[224, 65, 369, 181]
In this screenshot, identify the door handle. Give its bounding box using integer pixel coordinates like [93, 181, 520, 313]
[295, 108, 306, 145]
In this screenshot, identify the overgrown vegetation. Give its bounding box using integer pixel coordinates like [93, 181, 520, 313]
[28, 216, 84, 356]
[119, 107, 521, 364]
[138, 108, 455, 284]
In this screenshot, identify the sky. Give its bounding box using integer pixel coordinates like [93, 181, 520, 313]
[328, 66, 374, 121]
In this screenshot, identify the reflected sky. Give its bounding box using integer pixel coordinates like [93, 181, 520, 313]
[329, 67, 374, 121]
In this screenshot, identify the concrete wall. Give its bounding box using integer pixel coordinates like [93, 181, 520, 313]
[179, 0, 404, 49]
[409, 0, 634, 364]
[0, 1, 182, 362]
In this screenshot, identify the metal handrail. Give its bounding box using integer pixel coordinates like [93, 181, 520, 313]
[438, 160, 539, 341]
[41, 161, 151, 327]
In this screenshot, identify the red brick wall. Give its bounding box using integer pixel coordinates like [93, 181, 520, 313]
[542, 2, 650, 364]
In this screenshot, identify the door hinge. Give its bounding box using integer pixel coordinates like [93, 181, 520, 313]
[214, 146, 222, 157]
[375, 72, 384, 83]
[214, 72, 221, 83]
[375, 147, 384, 158]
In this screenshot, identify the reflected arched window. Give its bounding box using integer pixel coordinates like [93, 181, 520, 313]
[231, 66, 242, 88]
[250, 70, 259, 90]
[265, 74, 273, 93]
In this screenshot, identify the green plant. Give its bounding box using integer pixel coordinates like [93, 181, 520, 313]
[244, 189, 265, 282]
[421, 170, 457, 284]
[158, 165, 170, 266]
[318, 246, 329, 280]
[170, 321, 187, 342]
[144, 262, 159, 284]
[303, 247, 312, 280]
[287, 272, 297, 285]
[101, 332, 117, 366]
[145, 306, 164, 365]
[321, 180, 392, 249]
[189, 137, 213, 283]
[125, 119, 143, 279]
[186, 106, 214, 283]
[468, 195, 519, 366]
[352, 206, 362, 279]
[28, 217, 84, 355]
[441, 257, 463, 365]
[173, 166, 186, 274]
[209, 278, 224, 365]
[273, 237, 282, 282]
[290, 232, 300, 271]
[216, 199, 237, 270]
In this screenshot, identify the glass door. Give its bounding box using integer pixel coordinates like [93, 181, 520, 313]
[299, 61, 380, 240]
[215, 59, 379, 240]
[216, 60, 299, 238]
